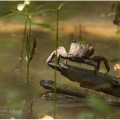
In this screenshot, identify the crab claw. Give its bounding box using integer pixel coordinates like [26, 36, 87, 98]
[46, 46, 68, 65]
[46, 50, 56, 64]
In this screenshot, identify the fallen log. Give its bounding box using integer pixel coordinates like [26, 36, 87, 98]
[48, 62, 120, 97]
[40, 80, 120, 106]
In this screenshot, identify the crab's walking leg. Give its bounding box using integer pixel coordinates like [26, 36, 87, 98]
[91, 56, 110, 74]
[57, 46, 68, 64]
[84, 59, 98, 74]
[83, 59, 98, 79]
[46, 50, 56, 64]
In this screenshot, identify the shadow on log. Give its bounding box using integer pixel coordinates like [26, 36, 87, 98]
[48, 62, 120, 97]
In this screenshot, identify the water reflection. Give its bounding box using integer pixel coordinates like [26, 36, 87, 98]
[44, 101, 120, 119]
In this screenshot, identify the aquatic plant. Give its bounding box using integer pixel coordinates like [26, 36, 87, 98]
[3, 1, 55, 63]
[3, 1, 56, 87]
[108, 2, 120, 44]
[46, 2, 68, 118]
[3, 0, 56, 118]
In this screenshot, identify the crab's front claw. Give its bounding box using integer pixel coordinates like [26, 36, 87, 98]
[46, 46, 68, 65]
[46, 50, 56, 64]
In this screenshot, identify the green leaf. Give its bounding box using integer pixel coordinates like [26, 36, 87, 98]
[2, 10, 15, 18]
[33, 37, 37, 48]
[32, 8, 56, 17]
[87, 96, 111, 116]
[32, 22, 56, 32]
[29, 37, 37, 61]
[29, 3, 56, 13]
[17, 3, 25, 11]
[58, 1, 68, 10]
[108, 12, 116, 16]
[29, 4, 48, 13]
[3, 11, 29, 19]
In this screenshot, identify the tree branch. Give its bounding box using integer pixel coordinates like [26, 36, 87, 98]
[48, 62, 120, 97]
[40, 79, 120, 106]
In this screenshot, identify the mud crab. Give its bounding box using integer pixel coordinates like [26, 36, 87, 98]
[46, 40, 110, 75]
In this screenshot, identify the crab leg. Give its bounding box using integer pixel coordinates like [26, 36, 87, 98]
[46, 46, 68, 64]
[46, 50, 56, 64]
[91, 56, 110, 74]
[84, 59, 98, 74]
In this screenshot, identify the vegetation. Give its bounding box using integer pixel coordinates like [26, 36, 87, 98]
[1, 1, 120, 119]
[108, 2, 120, 44]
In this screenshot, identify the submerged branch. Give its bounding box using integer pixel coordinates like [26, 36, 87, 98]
[40, 80, 120, 106]
[48, 62, 120, 97]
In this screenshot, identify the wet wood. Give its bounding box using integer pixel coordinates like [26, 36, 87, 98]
[40, 80, 120, 106]
[48, 62, 120, 97]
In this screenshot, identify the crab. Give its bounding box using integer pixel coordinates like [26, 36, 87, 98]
[46, 40, 110, 75]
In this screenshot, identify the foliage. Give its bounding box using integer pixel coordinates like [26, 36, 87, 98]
[2, 1, 57, 118]
[87, 96, 111, 118]
[77, 96, 111, 119]
[108, 2, 120, 44]
[3, 1, 55, 62]
[77, 110, 95, 119]
[3, 1, 114, 119]
[47, 2, 68, 118]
